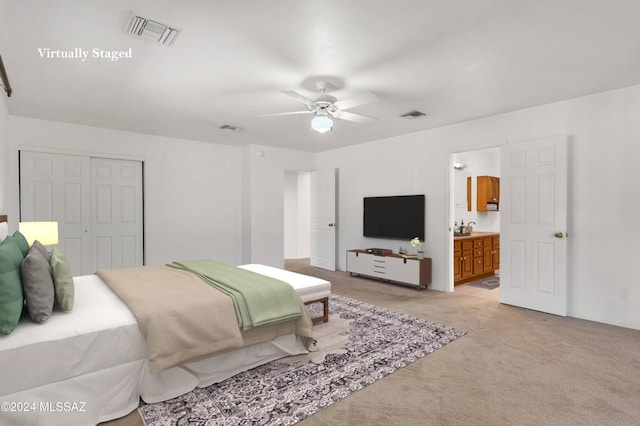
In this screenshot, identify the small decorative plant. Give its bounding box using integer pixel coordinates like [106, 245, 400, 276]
[410, 237, 423, 252]
[411, 237, 425, 258]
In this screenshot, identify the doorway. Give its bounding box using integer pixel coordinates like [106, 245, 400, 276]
[451, 147, 501, 292]
[283, 168, 337, 271]
[284, 170, 311, 260]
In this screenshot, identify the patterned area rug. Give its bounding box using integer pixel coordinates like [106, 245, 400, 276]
[468, 275, 500, 290]
[138, 294, 465, 426]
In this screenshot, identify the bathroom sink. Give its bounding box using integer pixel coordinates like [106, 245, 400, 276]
[454, 232, 471, 237]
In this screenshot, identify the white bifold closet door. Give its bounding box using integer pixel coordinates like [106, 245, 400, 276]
[20, 151, 143, 275]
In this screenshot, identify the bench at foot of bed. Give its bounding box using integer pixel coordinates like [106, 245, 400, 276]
[304, 296, 329, 324]
[238, 264, 331, 325]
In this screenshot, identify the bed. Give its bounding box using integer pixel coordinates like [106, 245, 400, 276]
[0, 218, 332, 426]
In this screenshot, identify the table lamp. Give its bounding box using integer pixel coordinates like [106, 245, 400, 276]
[18, 221, 59, 246]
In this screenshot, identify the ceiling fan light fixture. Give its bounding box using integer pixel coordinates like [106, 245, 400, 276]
[311, 110, 333, 134]
[267, 83, 377, 133]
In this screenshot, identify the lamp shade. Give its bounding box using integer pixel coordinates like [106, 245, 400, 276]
[311, 112, 333, 134]
[18, 221, 59, 245]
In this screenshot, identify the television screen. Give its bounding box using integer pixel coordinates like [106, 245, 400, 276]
[363, 195, 425, 241]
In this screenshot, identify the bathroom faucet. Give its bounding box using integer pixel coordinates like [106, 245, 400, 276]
[466, 221, 476, 233]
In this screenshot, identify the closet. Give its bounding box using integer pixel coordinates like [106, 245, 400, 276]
[19, 151, 143, 275]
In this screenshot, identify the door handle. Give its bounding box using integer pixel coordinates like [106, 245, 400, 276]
[328, 223, 335, 227]
[554, 232, 567, 239]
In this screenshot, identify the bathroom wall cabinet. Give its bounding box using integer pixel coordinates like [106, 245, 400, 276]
[477, 176, 500, 211]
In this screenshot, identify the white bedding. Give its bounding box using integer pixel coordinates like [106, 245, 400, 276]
[0, 275, 145, 396]
[0, 268, 317, 426]
[0, 275, 147, 425]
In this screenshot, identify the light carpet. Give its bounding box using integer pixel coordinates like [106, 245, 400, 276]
[138, 294, 465, 425]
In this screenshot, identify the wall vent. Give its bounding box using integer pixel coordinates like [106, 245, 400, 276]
[126, 15, 180, 46]
[219, 124, 244, 132]
[400, 110, 427, 119]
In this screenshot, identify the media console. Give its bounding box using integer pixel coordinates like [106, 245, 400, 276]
[346, 249, 432, 290]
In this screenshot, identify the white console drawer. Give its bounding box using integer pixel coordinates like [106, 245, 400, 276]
[346, 250, 431, 289]
[371, 257, 388, 277]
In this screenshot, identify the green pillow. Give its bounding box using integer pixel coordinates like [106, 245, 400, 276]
[21, 245, 55, 323]
[5, 231, 29, 257]
[50, 246, 74, 312]
[0, 239, 25, 334]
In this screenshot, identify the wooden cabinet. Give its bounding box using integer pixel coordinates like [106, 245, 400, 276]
[492, 236, 500, 270]
[482, 237, 494, 273]
[346, 250, 432, 289]
[483, 247, 493, 272]
[454, 243, 462, 281]
[454, 240, 474, 281]
[454, 234, 499, 285]
[472, 238, 484, 275]
[481, 236, 500, 273]
[477, 176, 500, 212]
[461, 242, 474, 279]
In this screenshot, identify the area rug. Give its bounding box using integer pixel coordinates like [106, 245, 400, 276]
[138, 294, 466, 426]
[468, 275, 500, 290]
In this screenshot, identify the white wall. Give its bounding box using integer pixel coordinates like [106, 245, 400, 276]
[5, 116, 244, 266]
[283, 170, 298, 258]
[317, 84, 640, 330]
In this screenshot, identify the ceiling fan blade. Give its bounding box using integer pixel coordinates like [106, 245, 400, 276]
[281, 90, 317, 109]
[331, 110, 376, 123]
[333, 91, 378, 110]
[259, 110, 314, 117]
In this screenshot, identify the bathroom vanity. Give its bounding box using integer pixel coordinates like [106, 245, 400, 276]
[454, 232, 499, 284]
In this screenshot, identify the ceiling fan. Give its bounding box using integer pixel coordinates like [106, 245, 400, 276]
[262, 82, 378, 133]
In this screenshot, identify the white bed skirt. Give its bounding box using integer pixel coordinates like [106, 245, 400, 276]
[1, 337, 308, 425]
[0, 360, 144, 426]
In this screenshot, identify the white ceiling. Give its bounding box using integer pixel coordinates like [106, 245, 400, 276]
[2, 0, 640, 153]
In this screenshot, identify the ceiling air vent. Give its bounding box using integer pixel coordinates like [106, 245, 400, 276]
[219, 124, 244, 132]
[127, 15, 180, 46]
[400, 110, 427, 119]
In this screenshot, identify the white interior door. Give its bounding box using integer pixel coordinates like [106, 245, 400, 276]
[20, 151, 92, 275]
[310, 168, 336, 270]
[500, 135, 568, 316]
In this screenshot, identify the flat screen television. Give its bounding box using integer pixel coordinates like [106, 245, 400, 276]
[363, 194, 425, 241]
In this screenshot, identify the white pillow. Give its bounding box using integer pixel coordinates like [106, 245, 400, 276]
[0, 222, 8, 243]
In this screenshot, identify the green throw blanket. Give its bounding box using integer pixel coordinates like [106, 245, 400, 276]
[168, 260, 302, 330]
